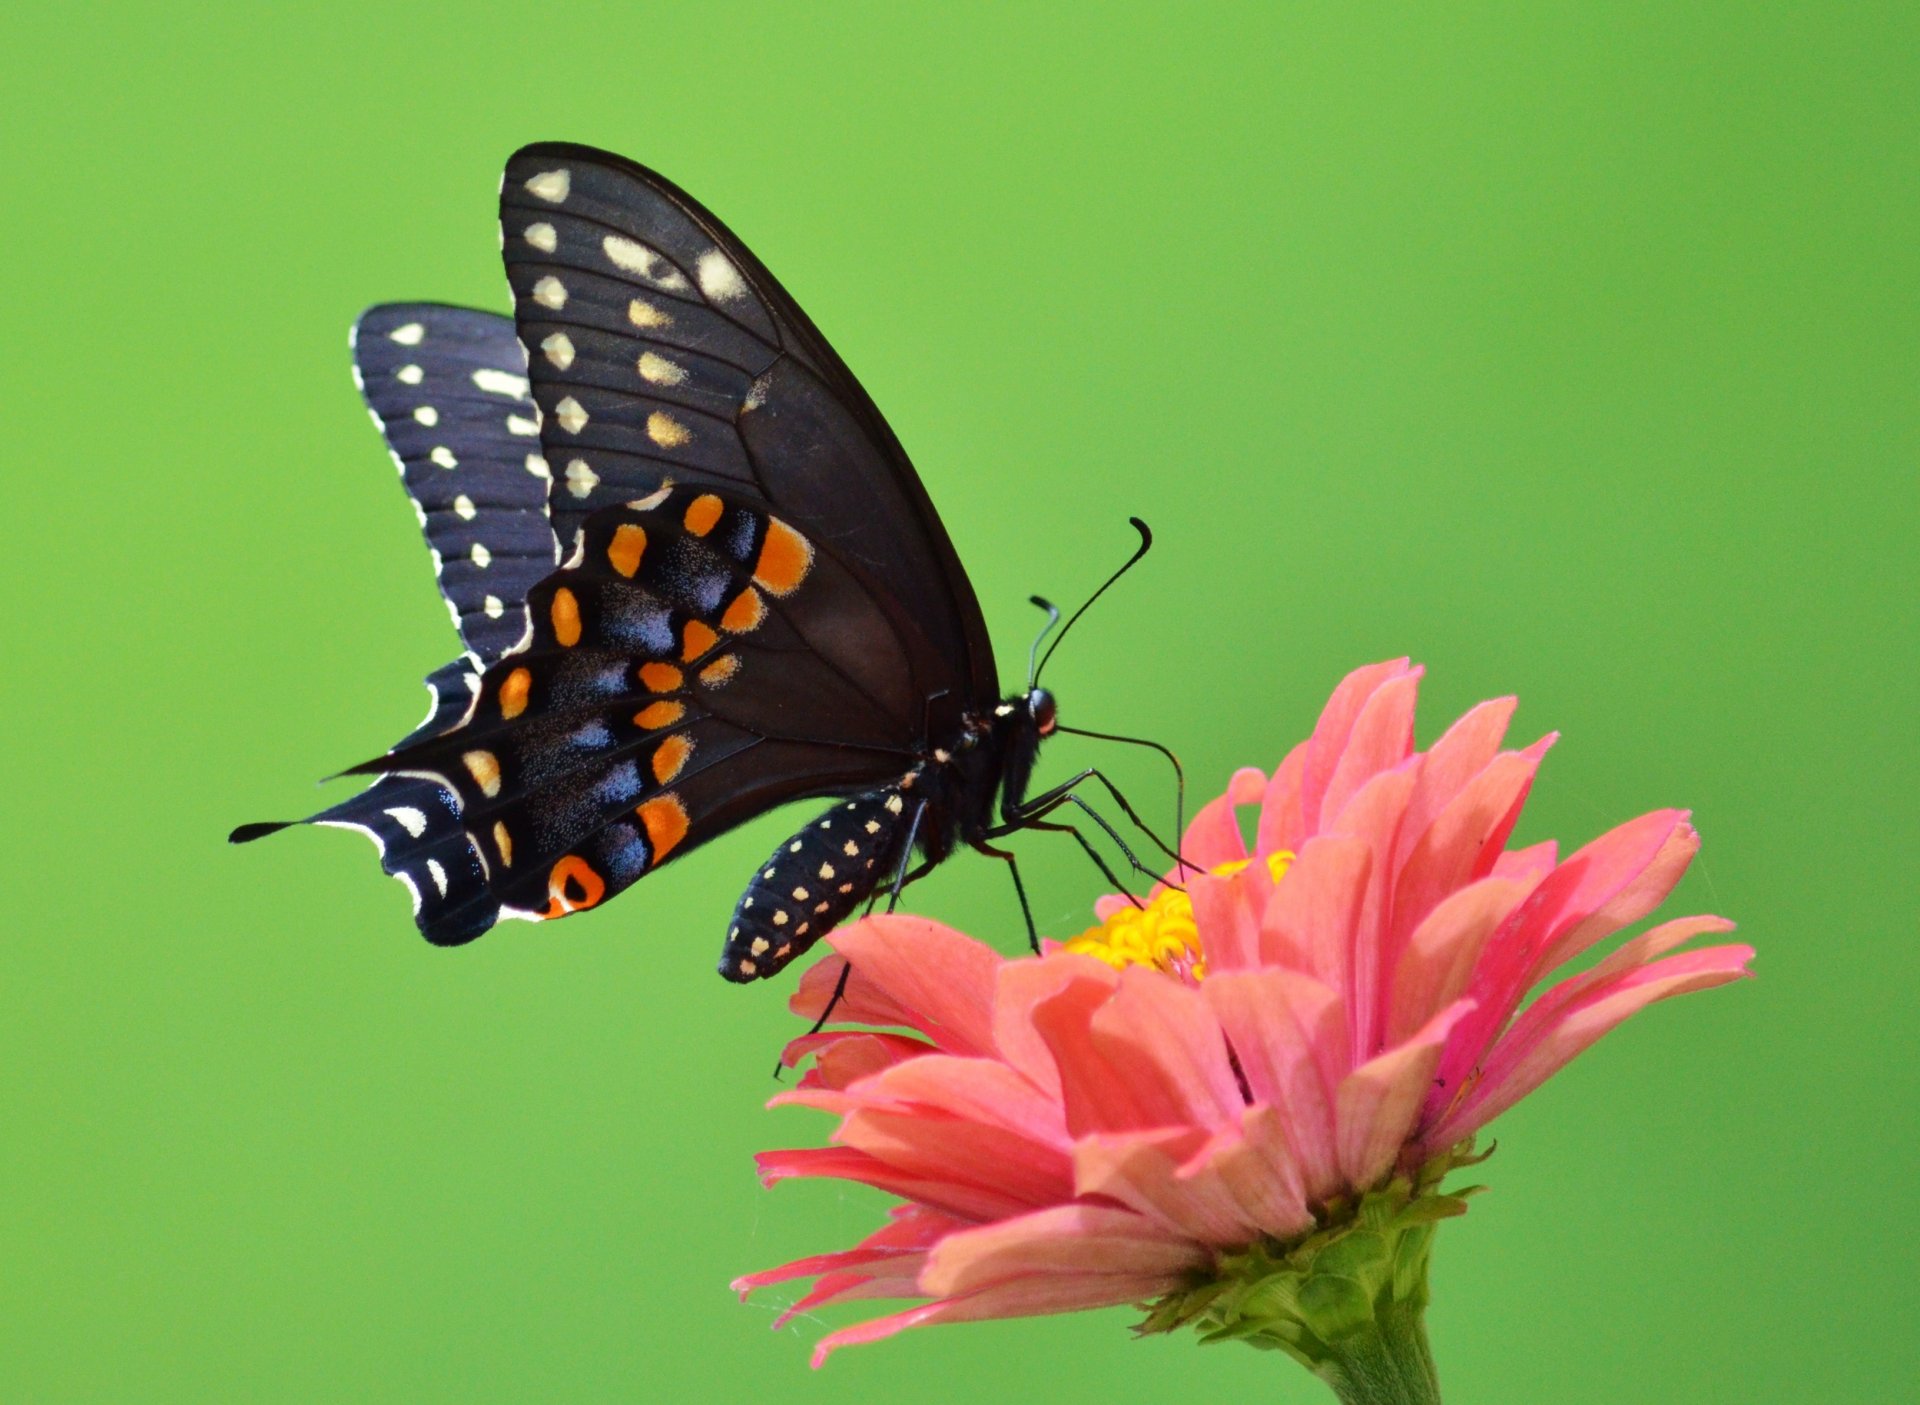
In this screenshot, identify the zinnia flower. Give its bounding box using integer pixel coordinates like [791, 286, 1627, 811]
[735, 661, 1752, 1402]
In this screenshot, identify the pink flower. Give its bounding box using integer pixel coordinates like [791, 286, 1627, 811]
[735, 661, 1752, 1374]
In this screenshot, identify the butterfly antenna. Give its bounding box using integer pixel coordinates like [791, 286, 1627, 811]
[1026, 596, 1063, 690]
[1034, 518, 1152, 686]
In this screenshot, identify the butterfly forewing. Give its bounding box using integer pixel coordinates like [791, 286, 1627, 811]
[499, 143, 995, 727]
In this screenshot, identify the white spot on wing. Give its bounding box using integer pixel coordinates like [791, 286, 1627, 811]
[628, 299, 671, 329]
[484, 594, 504, 619]
[555, 396, 589, 433]
[383, 806, 429, 838]
[532, 275, 568, 309]
[524, 220, 558, 251]
[413, 406, 439, 427]
[525, 453, 552, 480]
[541, 332, 576, 370]
[525, 168, 571, 203]
[430, 446, 457, 469]
[453, 494, 477, 520]
[473, 368, 530, 398]
[427, 858, 450, 896]
[602, 235, 692, 291]
[396, 364, 424, 385]
[470, 542, 492, 568]
[565, 459, 599, 498]
[695, 250, 746, 301]
[507, 414, 540, 436]
[389, 322, 425, 346]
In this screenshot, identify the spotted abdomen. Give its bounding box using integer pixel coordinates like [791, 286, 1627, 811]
[719, 788, 910, 982]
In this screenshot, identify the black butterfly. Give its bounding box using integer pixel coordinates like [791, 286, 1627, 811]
[235, 142, 1169, 982]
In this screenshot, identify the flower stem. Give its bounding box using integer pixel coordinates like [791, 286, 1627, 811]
[1313, 1302, 1442, 1405]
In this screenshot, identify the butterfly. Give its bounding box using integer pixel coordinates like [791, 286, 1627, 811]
[234, 142, 1167, 983]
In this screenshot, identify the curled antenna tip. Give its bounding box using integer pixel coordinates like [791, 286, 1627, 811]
[1030, 594, 1056, 612]
[1128, 516, 1152, 546]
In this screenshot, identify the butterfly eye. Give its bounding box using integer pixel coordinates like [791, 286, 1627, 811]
[1029, 688, 1057, 737]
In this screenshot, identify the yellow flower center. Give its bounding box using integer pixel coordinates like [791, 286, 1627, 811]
[1062, 851, 1294, 980]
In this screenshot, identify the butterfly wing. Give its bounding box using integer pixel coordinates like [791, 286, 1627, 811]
[357, 485, 920, 936]
[350, 302, 559, 662]
[498, 143, 996, 725]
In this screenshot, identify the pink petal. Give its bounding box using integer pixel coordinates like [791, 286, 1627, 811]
[1493, 840, 1558, 883]
[1258, 834, 1372, 989]
[1256, 741, 1308, 853]
[1300, 659, 1415, 835]
[1187, 868, 1270, 975]
[774, 1266, 929, 1327]
[850, 1054, 1070, 1150]
[991, 955, 1116, 1098]
[1321, 667, 1423, 824]
[1335, 1000, 1474, 1188]
[809, 1274, 1179, 1367]
[921, 1203, 1205, 1296]
[753, 1145, 1038, 1222]
[1201, 968, 1347, 1198]
[1385, 876, 1536, 1047]
[1178, 765, 1266, 870]
[1175, 1106, 1315, 1240]
[1321, 763, 1421, 1059]
[1072, 1128, 1257, 1244]
[1535, 821, 1700, 976]
[1426, 939, 1753, 1146]
[782, 1030, 934, 1088]
[838, 1105, 1074, 1208]
[1029, 965, 1243, 1139]
[796, 917, 1004, 1056]
[733, 1205, 961, 1297]
[1395, 696, 1518, 870]
[1438, 808, 1693, 1093]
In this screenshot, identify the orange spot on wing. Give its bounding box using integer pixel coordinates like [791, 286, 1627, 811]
[683, 493, 724, 536]
[462, 749, 502, 797]
[681, 619, 719, 661]
[543, 854, 605, 917]
[753, 519, 812, 595]
[607, 523, 647, 577]
[651, 733, 693, 783]
[498, 667, 532, 720]
[550, 587, 582, 646]
[492, 820, 514, 867]
[720, 587, 765, 633]
[637, 795, 689, 863]
[638, 662, 683, 693]
[699, 654, 740, 688]
[634, 700, 685, 730]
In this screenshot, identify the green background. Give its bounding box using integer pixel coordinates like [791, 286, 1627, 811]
[5, 4, 1913, 1401]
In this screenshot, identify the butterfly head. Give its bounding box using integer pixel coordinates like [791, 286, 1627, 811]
[1028, 687, 1058, 737]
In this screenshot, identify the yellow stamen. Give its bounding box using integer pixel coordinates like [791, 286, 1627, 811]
[1062, 851, 1294, 980]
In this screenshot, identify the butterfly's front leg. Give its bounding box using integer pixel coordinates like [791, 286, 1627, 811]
[718, 787, 910, 982]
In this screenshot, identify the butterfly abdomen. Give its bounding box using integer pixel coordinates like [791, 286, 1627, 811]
[719, 788, 910, 982]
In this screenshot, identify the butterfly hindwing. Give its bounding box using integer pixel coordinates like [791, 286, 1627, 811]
[360, 484, 920, 932]
[351, 303, 559, 662]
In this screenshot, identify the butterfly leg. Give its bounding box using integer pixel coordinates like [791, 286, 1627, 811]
[990, 812, 1146, 909]
[970, 840, 1040, 954]
[1012, 768, 1188, 872]
[1000, 785, 1163, 892]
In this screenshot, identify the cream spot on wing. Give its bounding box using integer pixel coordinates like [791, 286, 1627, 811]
[389, 322, 425, 346]
[772, 910, 789, 927]
[885, 794, 904, 815]
[396, 364, 424, 385]
[470, 542, 491, 568]
[427, 858, 449, 896]
[645, 411, 689, 448]
[383, 806, 428, 838]
[413, 406, 439, 427]
[565, 459, 599, 498]
[524, 220, 558, 252]
[430, 446, 458, 469]
[507, 414, 540, 436]
[817, 862, 835, 880]
[602, 235, 692, 291]
[555, 396, 589, 433]
[462, 749, 502, 797]
[695, 250, 746, 301]
[750, 937, 769, 955]
[524, 168, 571, 202]
[525, 453, 553, 481]
[473, 368, 530, 398]
[637, 351, 686, 386]
[842, 840, 858, 857]
[628, 298, 671, 329]
[532, 275, 568, 309]
[453, 494, 477, 520]
[541, 332, 575, 370]
[864, 819, 881, 834]
[484, 594, 504, 619]
[625, 480, 673, 512]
